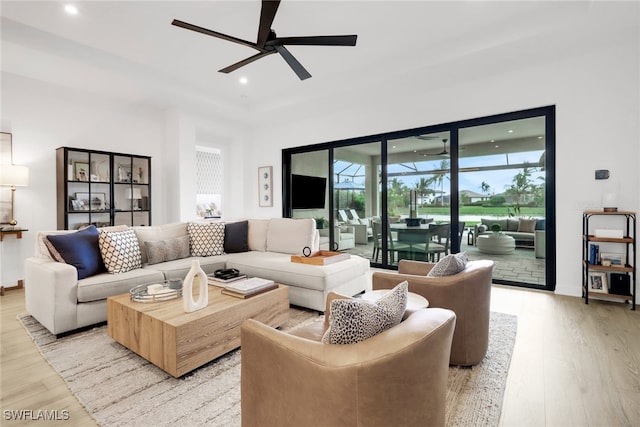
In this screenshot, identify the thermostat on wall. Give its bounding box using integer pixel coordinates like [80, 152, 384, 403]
[595, 169, 610, 180]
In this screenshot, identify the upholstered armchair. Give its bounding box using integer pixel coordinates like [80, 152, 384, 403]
[372, 259, 494, 366]
[240, 292, 456, 427]
[318, 225, 355, 250]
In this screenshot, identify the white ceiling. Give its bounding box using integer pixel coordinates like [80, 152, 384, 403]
[0, 1, 634, 126]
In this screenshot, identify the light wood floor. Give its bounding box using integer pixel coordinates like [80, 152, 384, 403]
[2, 286, 639, 426]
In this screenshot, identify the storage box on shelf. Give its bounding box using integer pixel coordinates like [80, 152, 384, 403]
[582, 210, 636, 310]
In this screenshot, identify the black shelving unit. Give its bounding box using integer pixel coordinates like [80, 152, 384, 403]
[582, 210, 636, 310]
[56, 147, 151, 230]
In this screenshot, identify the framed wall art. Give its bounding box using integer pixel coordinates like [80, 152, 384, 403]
[258, 166, 273, 207]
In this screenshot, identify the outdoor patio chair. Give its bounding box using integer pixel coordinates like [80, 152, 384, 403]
[372, 221, 412, 264]
[337, 209, 350, 223]
[410, 223, 450, 262]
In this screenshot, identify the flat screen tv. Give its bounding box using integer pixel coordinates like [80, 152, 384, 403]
[291, 174, 326, 209]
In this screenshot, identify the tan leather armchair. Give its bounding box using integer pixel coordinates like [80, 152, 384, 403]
[372, 259, 494, 366]
[240, 292, 456, 427]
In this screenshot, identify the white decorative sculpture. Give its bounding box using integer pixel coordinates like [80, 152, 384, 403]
[183, 260, 208, 313]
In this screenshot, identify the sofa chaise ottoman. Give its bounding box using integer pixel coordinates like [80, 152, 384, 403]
[25, 218, 370, 335]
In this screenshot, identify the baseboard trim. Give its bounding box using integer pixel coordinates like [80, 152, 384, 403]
[0, 279, 24, 296]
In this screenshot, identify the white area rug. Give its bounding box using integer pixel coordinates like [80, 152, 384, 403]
[19, 309, 516, 427]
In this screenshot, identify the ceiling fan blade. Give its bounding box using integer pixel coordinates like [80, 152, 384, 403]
[219, 51, 276, 73]
[257, 0, 281, 47]
[274, 45, 311, 80]
[172, 19, 263, 51]
[270, 34, 357, 46]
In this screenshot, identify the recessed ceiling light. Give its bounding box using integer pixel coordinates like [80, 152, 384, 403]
[490, 139, 495, 143]
[239, 77, 248, 85]
[538, 136, 543, 139]
[508, 129, 514, 133]
[495, 145, 500, 148]
[392, 145, 396, 149]
[64, 4, 79, 15]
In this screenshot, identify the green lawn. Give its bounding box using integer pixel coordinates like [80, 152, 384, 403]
[392, 206, 545, 226]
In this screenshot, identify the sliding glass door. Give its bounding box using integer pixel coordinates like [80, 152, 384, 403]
[458, 116, 548, 287]
[282, 106, 555, 291]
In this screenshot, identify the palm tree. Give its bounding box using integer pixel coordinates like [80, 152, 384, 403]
[432, 159, 450, 206]
[414, 177, 432, 205]
[505, 166, 536, 214]
[388, 178, 407, 214]
[481, 181, 491, 196]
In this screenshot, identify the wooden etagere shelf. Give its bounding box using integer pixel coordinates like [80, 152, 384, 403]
[582, 211, 636, 310]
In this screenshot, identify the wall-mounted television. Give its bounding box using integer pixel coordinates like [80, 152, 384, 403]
[291, 174, 326, 209]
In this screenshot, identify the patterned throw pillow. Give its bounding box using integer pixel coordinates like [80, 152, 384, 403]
[322, 281, 408, 345]
[188, 222, 225, 257]
[427, 252, 468, 277]
[144, 236, 190, 265]
[99, 229, 142, 274]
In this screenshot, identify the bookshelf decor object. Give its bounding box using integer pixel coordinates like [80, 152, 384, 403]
[56, 147, 151, 230]
[582, 210, 636, 310]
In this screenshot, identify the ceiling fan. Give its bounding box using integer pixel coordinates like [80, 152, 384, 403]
[421, 139, 449, 157]
[171, 0, 358, 80]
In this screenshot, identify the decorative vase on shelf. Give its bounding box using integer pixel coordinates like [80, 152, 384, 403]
[183, 260, 208, 313]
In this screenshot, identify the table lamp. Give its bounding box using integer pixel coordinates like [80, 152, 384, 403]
[126, 187, 143, 210]
[0, 164, 29, 226]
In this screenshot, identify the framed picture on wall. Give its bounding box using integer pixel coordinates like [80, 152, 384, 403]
[258, 166, 273, 207]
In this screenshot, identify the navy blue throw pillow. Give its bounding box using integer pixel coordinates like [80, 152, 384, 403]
[46, 225, 106, 279]
[224, 220, 249, 253]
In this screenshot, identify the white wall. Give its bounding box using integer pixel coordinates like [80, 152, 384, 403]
[0, 74, 246, 286]
[245, 7, 639, 297]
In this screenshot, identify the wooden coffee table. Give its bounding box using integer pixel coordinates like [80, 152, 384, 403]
[107, 284, 289, 377]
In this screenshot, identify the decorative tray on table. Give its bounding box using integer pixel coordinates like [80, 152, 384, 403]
[291, 250, 351, 266]
[130, 280, 183, 303]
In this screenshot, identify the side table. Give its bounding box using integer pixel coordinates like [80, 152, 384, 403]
[0, 227, 28, 295]
[476, 233, 516, 255]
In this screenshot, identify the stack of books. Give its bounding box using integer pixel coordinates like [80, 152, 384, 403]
[589, 243, 600, 265]
[222, 277, 277, 299]
[207, 273, 247, 287]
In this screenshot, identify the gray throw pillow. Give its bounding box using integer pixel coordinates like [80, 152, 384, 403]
[321, 281, 408, 345]
[427, 252, 468, 277]
[144, 235, 190, 265]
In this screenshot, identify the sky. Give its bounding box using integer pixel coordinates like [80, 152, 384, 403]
[336, 149, 545, 196]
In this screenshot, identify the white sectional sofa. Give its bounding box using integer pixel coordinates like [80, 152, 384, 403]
[25, 218, 370, 336]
